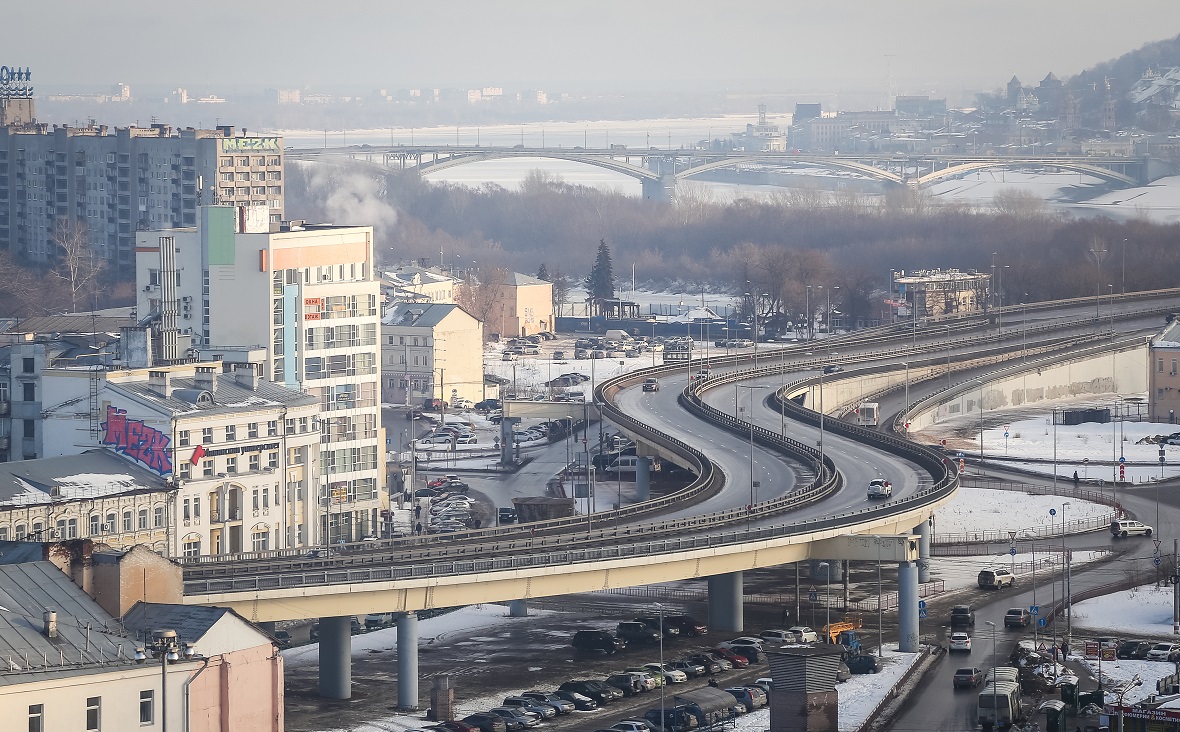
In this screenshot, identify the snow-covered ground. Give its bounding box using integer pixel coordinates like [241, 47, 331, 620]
[918, 405, 1180, 482]
[1071, 583, 1178, 638]
[934, 486, 1111, 539]
[931, 550, 1110, 592]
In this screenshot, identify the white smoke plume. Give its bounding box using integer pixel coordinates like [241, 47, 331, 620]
[308, 165, 398, 232]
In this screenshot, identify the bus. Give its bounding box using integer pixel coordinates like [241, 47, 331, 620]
[856, 402, 879, 427]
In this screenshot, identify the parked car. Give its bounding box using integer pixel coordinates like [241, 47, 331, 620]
[1004, 608, 1032, 628]
[634, 617, 680, 638]
[787, 626, 820, 643]
[617, 621, 661, 645]
[462, 714, 509, 732]
[1117, 640, 1152, 660]
[948, 632, 972, 653]
[572, 629, 626, 654]
[717, 637, 764, 652]
[611, 722, 658, 732]
[558, 680, 622, 704]
[1112, 519, 1154, 538]
[549, 690, 597, 710]
[713, 645, 758, 665]
[431, 721, 480, 732]
[949, 605, 976, 627]
[726, 686, 767, 710]
[759, 629, 797, 645]
[603, 673, 643, 696]
[503, 697, 557, 719]
[953, 667, 985, 689]
[1147, 642, 1180, 661]
[669, 659, 708, 677]
[487, 707, 538, 729]
[620, 670, 658, 690]
[845, 655, 882, 674]
[365, 613, 394, 630]
[867, 479, 892, 499]
[475, 399, 502, 411]
[666, 615, 708, 636]
[978, 568, 1016, 590]
[643, 663, 688, 683]
[686, 653, 726, 674]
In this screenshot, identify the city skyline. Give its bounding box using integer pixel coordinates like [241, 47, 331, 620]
[8, 1, 1180, 95]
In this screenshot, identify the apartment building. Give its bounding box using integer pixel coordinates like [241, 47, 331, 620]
[38, 362, 322, 555]
[134, 208, 385, 542]
[381, 303, 483, 406]
[0, 123, 282, 266]
[1149, 320, 1180, 423]
[486, 271, 555, 338]
[381, 266, 458, 304]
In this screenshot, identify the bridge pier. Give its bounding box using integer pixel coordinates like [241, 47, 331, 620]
[897, 561, 919, 652]
[641, 174, 676, 203]
[634, 456, 651, 501]
[397, 612, 419, 710]
[707, 571, 744, 632]
[509, 599, 529, 617]
[913, 519, 931, 584]
[318, 615, 353, 699]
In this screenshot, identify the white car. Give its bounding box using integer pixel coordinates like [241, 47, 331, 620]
[948, 632, 972, 653]
[787, 626, 820, 643]
[867, 479, 893, 499]
[717, 637, 764, 652]
[1147, 642, 1180, 661]
[643, 663, 687, 683]
[759, 629, 796, 644]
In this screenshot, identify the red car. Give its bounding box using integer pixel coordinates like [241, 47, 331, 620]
[710, 647, 750, 668]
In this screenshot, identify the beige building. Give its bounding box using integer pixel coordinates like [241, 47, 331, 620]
[134, 208, 386, 543]
[1149, 321, 1180, 423]
[381, 303, 484, 407]
[487, 272, 555, 338]
[37, 362, 324, 555]
[382, 266, 459, 304]
[891, 268, 991, 320]
[0, 557, 281, 732]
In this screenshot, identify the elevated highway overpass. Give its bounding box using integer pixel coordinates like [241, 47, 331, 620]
[180, 288, 1180, 702]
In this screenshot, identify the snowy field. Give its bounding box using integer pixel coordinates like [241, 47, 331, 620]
[931, 550, 1109, 592]
[934, 485, 1111, 538]
[1071, 583, 1179, 639]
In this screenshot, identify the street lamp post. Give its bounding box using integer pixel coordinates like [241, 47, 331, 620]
[902, 362, 910, 430]
[985, 621, 999, 727]
[738, 384, 770, 531]
[656, 603, 666, 726]
[136, 629, 196, 732]
[818, 561, 831, 633]
[805, 286, 813, 341]
[976, 380, 986, 462]
[1063, 502, 1071, 641]
[1118, 675, 1143, 732]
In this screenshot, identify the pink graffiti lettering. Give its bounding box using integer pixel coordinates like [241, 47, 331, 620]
[101, 405, 173, 475]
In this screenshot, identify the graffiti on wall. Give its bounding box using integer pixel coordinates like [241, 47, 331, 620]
[101, 405, 173, 475]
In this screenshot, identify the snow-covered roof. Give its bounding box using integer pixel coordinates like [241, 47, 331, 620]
[0, 450, 168, 507]
[1151, 320, 1180, 349]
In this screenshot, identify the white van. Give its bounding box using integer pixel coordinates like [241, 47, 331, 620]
[605, 456, 639, 474]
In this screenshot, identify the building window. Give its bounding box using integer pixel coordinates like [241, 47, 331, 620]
[29, 704, 44, 732]
[153, 507, 164, 528]
[285, 418, 295, 435]
[139, 690, 154, 725]
[249, 454, 260, 472]
[248, 422, 259, 439]
[183, 499, 191, 521]
[252, 530, 270, 552]
[90, 514, 100, 535]
[299, 417, 309, 433]
[86, 697, 101, 731]
[179, 430, 190, 446]
[1159, 358, 1165, 373]
[0, 528, 6, 541]
[225, 425, 236, 441]
[22, 357, 34, 373]
[1173, 359, 1178, 375]
[23, 420, 34, 438]
[66, 518, 77, 539]
[183, 539, 201, 558]
[268, 420, 278, 437]
[22, 383, 35, 401]
[179, 463, 191, 480]
[201, 427, 213, 444]
[252, 489, 260, 511]
[138, 510, 148, 530]
[193, 496, 201, 520]
[203, 459, 214, 477]
[123, 511, 133, 532]
[105, 513, 116, 532]
[263, 487, 270, 509]
[226, 456, 237, 474]
[268, 451, 279, 469]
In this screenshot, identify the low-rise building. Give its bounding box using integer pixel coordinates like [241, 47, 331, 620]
[1149, 320, 1180, 423]
[486, 272, 555, 338]
[381, 303, 483, 407]
[381, 266, 459, 304]
[890, 268, 990, 320]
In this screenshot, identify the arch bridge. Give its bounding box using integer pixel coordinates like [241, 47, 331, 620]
[288, 145, 1156, 201]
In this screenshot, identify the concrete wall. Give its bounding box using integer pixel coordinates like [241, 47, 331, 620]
[92, 545, 183, 618]
[189, 643, 284, 732]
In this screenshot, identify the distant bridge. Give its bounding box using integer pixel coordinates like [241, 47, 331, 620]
[289, 145, 1163, 201]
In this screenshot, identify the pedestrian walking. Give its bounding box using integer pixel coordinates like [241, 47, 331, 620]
[415, 521, 422, 535]
[1073, 470, 1079, 487]
[414, 504, 422, 520]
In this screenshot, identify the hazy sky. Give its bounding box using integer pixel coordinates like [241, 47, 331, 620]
[10, 1, 1180, 94]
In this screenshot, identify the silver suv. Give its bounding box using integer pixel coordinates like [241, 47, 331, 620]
[1111, 519, 1153, 538]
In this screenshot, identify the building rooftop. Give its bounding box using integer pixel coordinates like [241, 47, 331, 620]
[110, 370, 316, 417]
[0, 451, 167, 508]
[894, 268, 989, 283]
[506, 271, 549, 287]
[382, 303, 466, 328]
[0, 560, 138, 685]
[1152, 320, 1180, 349]
[122, 602, 232, 647]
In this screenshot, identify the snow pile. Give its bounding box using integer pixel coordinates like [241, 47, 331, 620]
[1071, 584, 1177, 637]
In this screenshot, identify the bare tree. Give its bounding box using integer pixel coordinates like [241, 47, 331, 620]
[993, 188, 1048, 218]
[51, 216, 105, 312]
[455, 266, 511, 339]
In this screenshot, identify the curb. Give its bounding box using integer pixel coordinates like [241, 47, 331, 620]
[864, 644, 944, 732]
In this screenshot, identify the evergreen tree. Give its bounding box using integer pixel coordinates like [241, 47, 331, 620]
[537, 262, 550, 281]
[585, 239, 615, 301]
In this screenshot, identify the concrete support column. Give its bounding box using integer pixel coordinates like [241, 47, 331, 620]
[635, 456, 651, 501]
[509, 599, 528, 617]
[914, 519, 931, 584]
[707, 571, 744, 633]
[897, 561, 919, 653]
[317, 615, 352, 699]
[641, 174, 676, 203]
[397, 612, 419, 710]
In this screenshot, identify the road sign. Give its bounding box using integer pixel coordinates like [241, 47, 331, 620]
[1155, 540, 1163, 551]
[1119, 456, 1126, 464]
[918, 600, 927, 609]
[1009, 531, 1017, 541]
[1155, 556, 1163, 567]
[1083, 457, 1089, 463]
[808, 591, 818, 602]
[1038, 617, 1049, 628]
[1162, 456, 1167, 464]
[1049, 508, 1057, 516]
[956, 452, 964, 458]
[1010, 546, 1017, 556]
[918, 608, 928, 619]
[1004, 431, 1010, 438]
[1030, 605, 1040, 616]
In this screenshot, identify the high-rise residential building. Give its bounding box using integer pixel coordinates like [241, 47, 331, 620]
[0, 123, 283, 266]
[133, 208, 385, 542]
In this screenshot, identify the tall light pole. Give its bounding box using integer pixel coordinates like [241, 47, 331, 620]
[656, 603, 666, 727]
[136, 629, 196, 732]
[827, 286, 839, 337]
[1122, 238, 1128, 294]
[805, 286, 813, 341]
[902, 362, 910, 429]
[976, 379, 986, 462]
[818, 561, 831, 634]
[1062, 501, 1071, 641]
